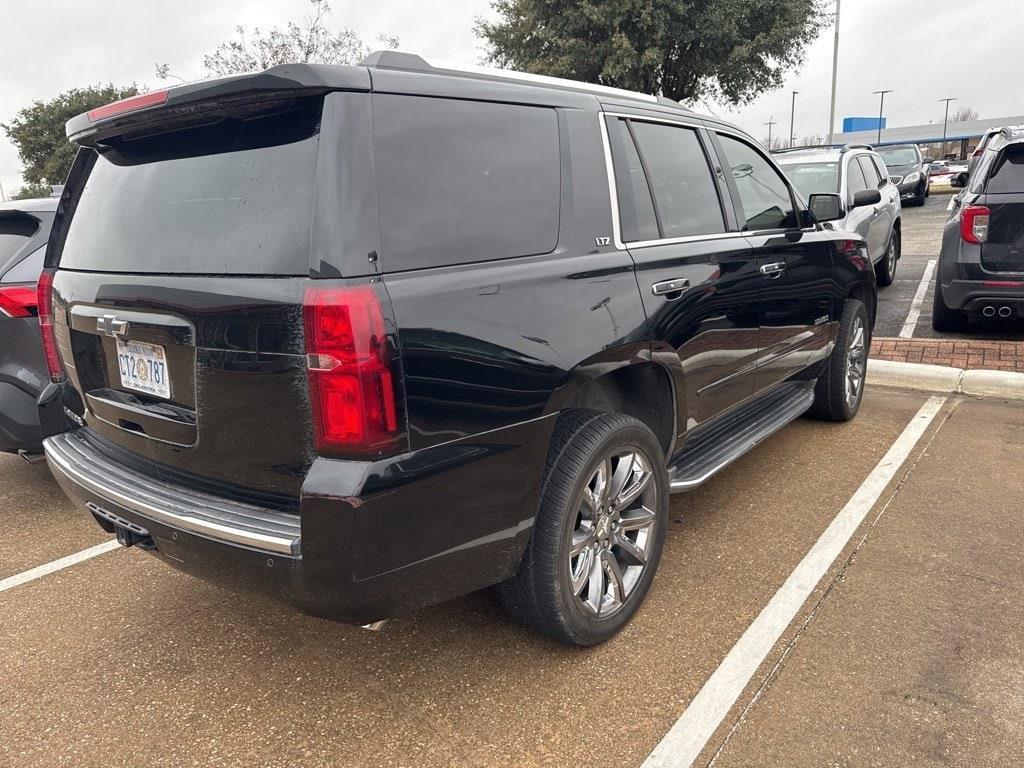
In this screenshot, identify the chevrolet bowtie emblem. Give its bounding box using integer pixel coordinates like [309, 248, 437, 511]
[96, 314, 129, 337]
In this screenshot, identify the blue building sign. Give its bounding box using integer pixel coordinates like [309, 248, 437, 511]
[843, 116, 886, 133]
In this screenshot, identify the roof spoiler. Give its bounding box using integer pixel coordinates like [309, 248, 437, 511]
[65, 63, 370, 146]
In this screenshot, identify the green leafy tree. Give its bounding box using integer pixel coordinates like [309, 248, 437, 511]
[477, 0, 825, 104]
[2, 84, 138, 188]
[12, 181, 54, 200]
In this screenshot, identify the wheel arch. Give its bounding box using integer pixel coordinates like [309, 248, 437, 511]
[544, 345, 679, 458]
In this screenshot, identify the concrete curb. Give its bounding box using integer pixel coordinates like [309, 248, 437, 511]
[868, 358, 1024, 401]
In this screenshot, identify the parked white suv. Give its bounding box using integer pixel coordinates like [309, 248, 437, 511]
[775, 145, 903, 286]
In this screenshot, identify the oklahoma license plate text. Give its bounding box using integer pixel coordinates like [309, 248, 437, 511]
[115, 339, 170, 399]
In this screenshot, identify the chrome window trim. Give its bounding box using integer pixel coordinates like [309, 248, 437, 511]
[600, 111, 744, 250]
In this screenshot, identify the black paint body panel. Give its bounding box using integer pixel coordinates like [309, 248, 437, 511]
[45, 60, 877, 624]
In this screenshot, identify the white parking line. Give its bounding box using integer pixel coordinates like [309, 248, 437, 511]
[642, 395, 947, 768]
[0, 540, 120, 594]
[899, 259, 938, 338]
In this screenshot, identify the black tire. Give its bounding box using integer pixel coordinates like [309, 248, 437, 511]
[496, 411, 669, 645]
[931, 282, 968, 332]
[875, 228, 899, 287]
[808, 298, 869, 422]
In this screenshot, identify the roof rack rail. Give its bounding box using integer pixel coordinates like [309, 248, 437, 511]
[771, 145, 834, 154]
[358, 49, 661, 104]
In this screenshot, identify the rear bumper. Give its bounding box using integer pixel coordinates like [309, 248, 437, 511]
[45, 418, 552, 624]
[940, 278, 1024, 315]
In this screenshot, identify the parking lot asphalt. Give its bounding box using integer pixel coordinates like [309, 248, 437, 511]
[874, 193, 1024, 342]
[2, 387, 1022, 767]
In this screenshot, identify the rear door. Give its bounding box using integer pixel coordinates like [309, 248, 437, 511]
[709, 131, 837, 394]
[843, 154, 883, 258]
[50, 97, 328, 501]
[980, 143, 1024, 274]
[605, 114, 761, 428]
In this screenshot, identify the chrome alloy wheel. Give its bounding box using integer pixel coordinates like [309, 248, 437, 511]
[886, 236, 897, 275]
[568, 449, 658, 618]
[845, 315, 866, 408]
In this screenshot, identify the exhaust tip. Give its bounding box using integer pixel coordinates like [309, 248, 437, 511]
[18, 450, 45, 465]
[998, 305, 1013, 318]
[982, 305, 996, 318]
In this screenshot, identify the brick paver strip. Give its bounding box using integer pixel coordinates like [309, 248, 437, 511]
[870, 336, 1024, 372]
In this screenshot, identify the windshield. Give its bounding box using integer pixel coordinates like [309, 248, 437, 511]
[60, 99, 321, 275]
[878, 147, 919, 167]
[779, 161, 840, 199]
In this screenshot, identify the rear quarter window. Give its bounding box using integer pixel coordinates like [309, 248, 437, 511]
[0, 215, 38, 267]
[985, 145, 1024, 193]
[372, 95, 560, 271]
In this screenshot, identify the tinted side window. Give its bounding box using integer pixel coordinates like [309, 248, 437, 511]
[2, 245, 44, 283]
[629, 121, 725, 238]
[858, 156, 883, 188]
[846, 157, 870, 197]
[717, 134, 795, 231]
[607, 119, 659, 242]
[871, 156, 889, 184]
[986, 145, 1024, 193]
[373, 95, 560, 271]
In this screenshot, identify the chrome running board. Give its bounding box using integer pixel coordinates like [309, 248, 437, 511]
[668, 383, 815, 493]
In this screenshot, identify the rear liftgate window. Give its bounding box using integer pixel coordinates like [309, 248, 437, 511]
[59, 99, 322, 275]
[372, 95, 561, 271]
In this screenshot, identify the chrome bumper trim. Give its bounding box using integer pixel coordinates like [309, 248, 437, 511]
[44, 431, 301, 556]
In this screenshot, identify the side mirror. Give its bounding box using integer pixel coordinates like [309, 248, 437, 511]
[808, 193, 845, 223]
[923, 157, 934, 164]
[950, 172, 969, 188]
[852, 189, 882, 207]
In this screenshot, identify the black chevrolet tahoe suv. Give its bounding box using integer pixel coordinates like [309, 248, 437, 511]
[41, 52, 876, 645]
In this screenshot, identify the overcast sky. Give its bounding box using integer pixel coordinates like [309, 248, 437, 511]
[2, 0, 1023, 198]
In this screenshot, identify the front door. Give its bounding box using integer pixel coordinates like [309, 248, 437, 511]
[710, 131, 836, 395]
[603, 115, 761, 432]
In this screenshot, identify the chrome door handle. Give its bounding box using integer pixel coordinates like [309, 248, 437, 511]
[759, 261, 786, 278]
[651, 278, 690, 297]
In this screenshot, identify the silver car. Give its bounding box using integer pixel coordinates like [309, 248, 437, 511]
[774, 145, 902, 286]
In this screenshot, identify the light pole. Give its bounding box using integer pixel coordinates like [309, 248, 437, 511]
[940, 97, 956, 156]
[826, 0, 842, 145]
[790, 91, 799, 148]
[764, 117, 777, 149]
[873, 89, 892, 145]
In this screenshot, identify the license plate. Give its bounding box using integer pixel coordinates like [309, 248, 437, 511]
[115, 339, 171, 399]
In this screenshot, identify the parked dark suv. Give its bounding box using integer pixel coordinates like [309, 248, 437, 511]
[877, 144, 930, 206]
[42, 53, 876, 645]
[934, 126, 1024, 330]
[0, 197, 56, 458]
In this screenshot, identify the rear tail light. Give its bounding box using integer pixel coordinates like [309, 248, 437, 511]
[37, 269, 65, 382]
[960, 205, 990, 244]
[87, 89, 169, 121]
[0, 284, 38, 318]
[837, 239, 869, 271]
[304, 284, 401, 457]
